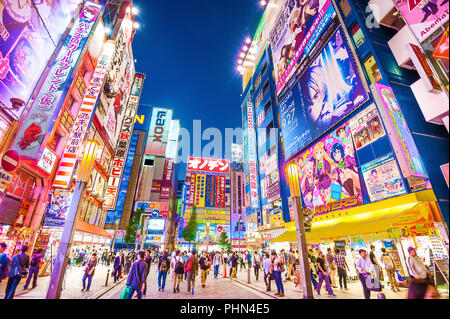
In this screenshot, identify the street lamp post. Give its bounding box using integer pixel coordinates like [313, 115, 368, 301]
[286, 164, 314, 299]
[111, 219, 119, 251]
[46, 140, 98, 299]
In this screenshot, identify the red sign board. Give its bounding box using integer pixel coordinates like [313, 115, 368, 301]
[1, 150, 20, 173]
[432, 27, 449, 61]
[187, 157, 230, 173]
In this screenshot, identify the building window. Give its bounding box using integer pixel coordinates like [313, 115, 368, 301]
[339, 0, 352, 18]
[351, 23, 365, 48]
[255, 90, 263, 107]
[254, 73, 262, 90]
[264, 100, 271, 115]
[263, 80, 269, 96]
[48, 133, 61, 152]
[75, 74, 87, 97]
[261, 62, 268, 75]
[60, 108, 74, 132]
[0, 113, 11, 146]
[364, 55, 383, 84]
[66, 95, 76, 112]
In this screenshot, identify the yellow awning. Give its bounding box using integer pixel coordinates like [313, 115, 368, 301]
[270, 190, 437, 243]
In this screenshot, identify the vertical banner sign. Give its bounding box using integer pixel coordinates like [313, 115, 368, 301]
[43, 190, 74, 228]
[160, 158, 174, 200]
[216, 175, 226, 208]
[147, 107, 173, 156]
[406, 44, 442, 93]
[205, 175, 216, 208]
[247, 102, 259, 209]
[53, 40, 116, 188]
[103, 73, 145, 210]
[188, 173, 196, 206]
[195, 174, 206, 208]
[372, 83, 428, 179]
[13, 1, 103, 159]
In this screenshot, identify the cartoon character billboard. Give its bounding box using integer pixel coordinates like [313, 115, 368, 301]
[279, 27, 369, 160]
[293, 122, 363, 215]
[43, 190, 74, 228]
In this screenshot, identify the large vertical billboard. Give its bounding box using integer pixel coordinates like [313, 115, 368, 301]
[0, 0, 81, 120]
[12, 1, 102, 159]
[53, 40, 116, 188]
[147, 107, 173, 156]
[104, 73, 145, 210]
[246, 102, 259, 209]
[270, 0, 336, 94]
[279, 28, 369, 160]
[395, 0, 449, 43]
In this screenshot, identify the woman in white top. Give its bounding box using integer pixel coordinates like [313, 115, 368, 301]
[171, 250, 184, 293]
[213, 252, 221, 279]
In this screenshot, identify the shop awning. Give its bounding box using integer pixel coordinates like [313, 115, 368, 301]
[270, 190, 437, 243]
[75, 220, 112, 239]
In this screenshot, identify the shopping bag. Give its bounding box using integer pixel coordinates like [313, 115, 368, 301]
[365, 273, 382, 292]
[120, 285, 131, 299]
[395, 269, 404, 282]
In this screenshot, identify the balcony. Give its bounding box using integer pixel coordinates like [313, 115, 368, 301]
[388, 26, 420, 70]
[368, 0, 405, 31]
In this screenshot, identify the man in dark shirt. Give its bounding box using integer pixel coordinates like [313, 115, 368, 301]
[24, 248, 43, 289]
[369, 245, 382, 288]
[199, 251, 210, 288]
[113, 250, 124, 283]
[142, 250, 152, 295]
[4, 245, 30, 299]
[229, 252, 238, 279]
[126, 251, 147, 299]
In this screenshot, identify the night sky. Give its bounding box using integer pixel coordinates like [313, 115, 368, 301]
[131, 0, 263, 178]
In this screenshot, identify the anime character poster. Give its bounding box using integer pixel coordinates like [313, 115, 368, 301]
[294, 122, 363, 211]
[279, 28, 369, 160]
[43, 190, 73, 228]
[270, 0, 336, 94]
[349, 104, 386, 150]
[395, 0, 449, 43]
[361, 153, 407, 202]
[0, 0, 56, 120]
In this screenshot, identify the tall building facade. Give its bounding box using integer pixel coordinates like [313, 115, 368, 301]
[237, 0, 448, 277]
[0, 1, 143, 260]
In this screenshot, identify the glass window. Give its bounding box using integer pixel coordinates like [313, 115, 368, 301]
[351, 23, 365, 48]
[48, 134, 61, 152]
[261, 62, 268, 75]
[0, 113, 11, 146]
[364, 55, 383, 84]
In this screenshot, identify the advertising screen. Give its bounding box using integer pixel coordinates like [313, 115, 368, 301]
[270, 0, 336, 94]
[12, 1, 102, 159]
[395, 0, 449, 43]
[0, 0, 57, 120]
[293, 121, 363, 216]
[279, 28, 369, 160]
[187, 157, 230, 173]
[349, 104, 386, 150]
[147, 218, 165, 231]
[147, 107, 173, 156]
[43, 190, 73, 228]
[361, 153, 407, 202]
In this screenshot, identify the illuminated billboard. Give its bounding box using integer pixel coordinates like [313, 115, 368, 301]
[246, 102, 259, 209]
[147, 107, 173, 156]
[270, 0, 336, 94]
[279, 28, 369, 160]
[187, 157, 230, 174]
[12, 1, 102, 159]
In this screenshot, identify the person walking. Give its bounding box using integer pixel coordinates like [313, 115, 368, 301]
[24, 248, 44, 289]
[407, 279, 440, 299]
[185, 250, 199, 295]
[253, 251, 261, 281]
[293, 258, 302, 290]
[113, 250, 124, 283]
[213, 252, 220, 279]
[272, 251, 285, 297]
[369, 245, 382, 286]
[142, 250, 152, 295]
[126, 251, 147, 299]
[326, 248, 337, 288]
[81, 252, 97, 292]
[263, 252, 272, 291]
[334, 248, 349, 290]
[157, 251, 170, 291]
[182, 251, 189, 281]
[171, 250, 184, 293]
[406, 247, 430, 281]
[380, 248, 400, 292]
[229, 251, 238, 279]
[199, 251, 210, 288]
[355, 249, 374, 299]
[0, 243, 10, 285]
[246, 251, 252, 270]
[287, 249, 296, 281]
[315, 251, 336, 297]
[4, 245, 29, 299]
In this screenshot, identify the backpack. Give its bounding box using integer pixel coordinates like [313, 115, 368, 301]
[160, 260, 168, 272]
[382, 254, 394, 269]
[277, 258, 286, 273]
[30, 255, 39, 267]
[175, 258, 184, 274]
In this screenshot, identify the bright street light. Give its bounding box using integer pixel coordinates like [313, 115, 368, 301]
[132, 6, 139, 15]
[134, 22, 140, 29]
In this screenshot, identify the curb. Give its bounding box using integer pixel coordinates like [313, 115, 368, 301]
[89, 275, 129, 299]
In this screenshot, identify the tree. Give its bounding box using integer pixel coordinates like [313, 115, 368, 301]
[182, 206, 198, 250]
[124, 208, 144, 244]
[218, 231, 231, 252]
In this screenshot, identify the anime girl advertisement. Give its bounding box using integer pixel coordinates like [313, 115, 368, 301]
[43, 189, 73, 228]
[279, 27, 369, 160]
[295, 122, 363, 212]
